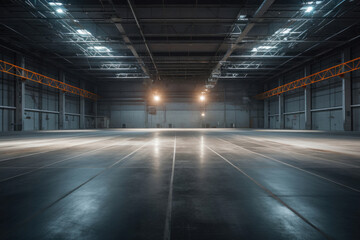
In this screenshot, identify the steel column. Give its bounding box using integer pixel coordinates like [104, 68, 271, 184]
[278, 78, 284, 129]
[342, 48, 352, 131]
[80, 80, 85, 129]
[59, 71, 66, 130]
[264, 99, 269, 128]
[94, 86, 98, 129]
[304, 65, 312, 130]
[15, 55, 25, 131]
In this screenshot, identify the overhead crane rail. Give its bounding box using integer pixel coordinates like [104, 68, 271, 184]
[0, 60, 98, 101]
[255, 56, 360, 100]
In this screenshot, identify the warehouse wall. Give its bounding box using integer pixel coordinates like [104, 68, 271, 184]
[265, 41, 360, 131]
[98, 81, 263, 128]
[99, 101, 251, 128]
[0, 47, 97, 132]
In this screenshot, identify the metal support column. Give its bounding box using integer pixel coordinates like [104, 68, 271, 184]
[223, 86, 226, 127]
[79, 80, 85, 129]
[304, 65, 312, 130]
[342, 48, 352, 131]
[94, 86, 98, 129]
[59, 71, 66, 130]
[15, 55, 25, 131]
[278, 78, 284, 129]
[264, 83, 269, 128]
[264, 99, 269, 128]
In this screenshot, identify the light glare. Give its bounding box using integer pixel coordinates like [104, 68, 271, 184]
[56, 8, 64, 13]
[77, 29, 92, 36]
[305, 6, 314, 12]
[88, 46, 111, 52]
[154, 95, 160, 102]
[49, 2, 63, 6]
[200, 95, 205, 101]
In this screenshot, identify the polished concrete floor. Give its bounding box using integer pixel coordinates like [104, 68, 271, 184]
[0, 129, 359, 240]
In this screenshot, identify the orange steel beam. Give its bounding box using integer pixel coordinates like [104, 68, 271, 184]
[255, 56, 360, 100]
[0, 60, 98, 101]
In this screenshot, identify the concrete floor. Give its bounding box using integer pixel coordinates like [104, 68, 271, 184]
[0, 129, 359, 240]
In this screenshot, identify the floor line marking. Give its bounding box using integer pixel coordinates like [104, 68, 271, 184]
[236, 134, 360, 168]
[0, 136, 133, 183]
[164, 134, 177, 240]
[9, 138, 153, 232]
[218, 137, 360, 193]
[205, 144, 332, 240]
[0, 132, 120, 163]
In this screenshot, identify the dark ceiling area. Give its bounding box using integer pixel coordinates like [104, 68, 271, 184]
[1, 0, 360, 90]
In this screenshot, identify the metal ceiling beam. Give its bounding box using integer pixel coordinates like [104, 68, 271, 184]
[107, 0, 151, 81]
[229, 55, 308, 58]
[1, 16, 358, 22]
[211, 0, 276, 78]
[50, 55, 136, 59]
[127, 0, 160, 81]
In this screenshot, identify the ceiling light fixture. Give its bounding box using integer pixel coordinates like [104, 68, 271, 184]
[55, 8, 64, 14]
[305, 6, 314, 12]
[76, 29, 92, 36]
[88, 46, 111, 52]
[49, 2, 63, 6]
[154, 95, 160, 102]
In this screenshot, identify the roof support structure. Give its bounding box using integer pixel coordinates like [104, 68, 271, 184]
[210, 0, 276, 79]
[0, 60, 98, 101]
[255, 56, 360, 99]
[108, 0, 151, 80]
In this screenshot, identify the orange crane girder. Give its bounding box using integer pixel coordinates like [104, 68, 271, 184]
[0, 60, 98, 101]
[255, 56, 360, 100]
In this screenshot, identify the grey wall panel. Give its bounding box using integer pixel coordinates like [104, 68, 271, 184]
[102, 102, 250, 128]
[312, 111, 330, 130]
[269, 116, 279, 129]
[269, 98, 279, 115]
[0, 109, 15, 132]
[284, 113, 304, 129]
[66, 95, 80, 114]
[41, 113, 58, 130]
[285, 92, 304, 113]
[312, 109, 343, 131]
[65, 115, 80, 129]
[111, 110, 146, 128]
[353, 108, 360, 131]
[85, 116, 96, 129]
[312, 78, 342, 109]
[24, 111, 40, 131]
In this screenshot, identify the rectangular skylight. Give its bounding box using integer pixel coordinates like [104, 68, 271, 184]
[77, 29, 92, 36]
[258, 46, 276, 49]
[88, 46, 111, 52]
[275, 28, 292, 35]
[305, 6, 314, 12]
[49, 2, 63, 6]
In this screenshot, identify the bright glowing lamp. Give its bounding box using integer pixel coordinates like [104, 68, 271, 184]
[154, 95, 160, 102]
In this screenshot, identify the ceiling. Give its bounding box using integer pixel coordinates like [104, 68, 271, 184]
[1, 0, 360, 91]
